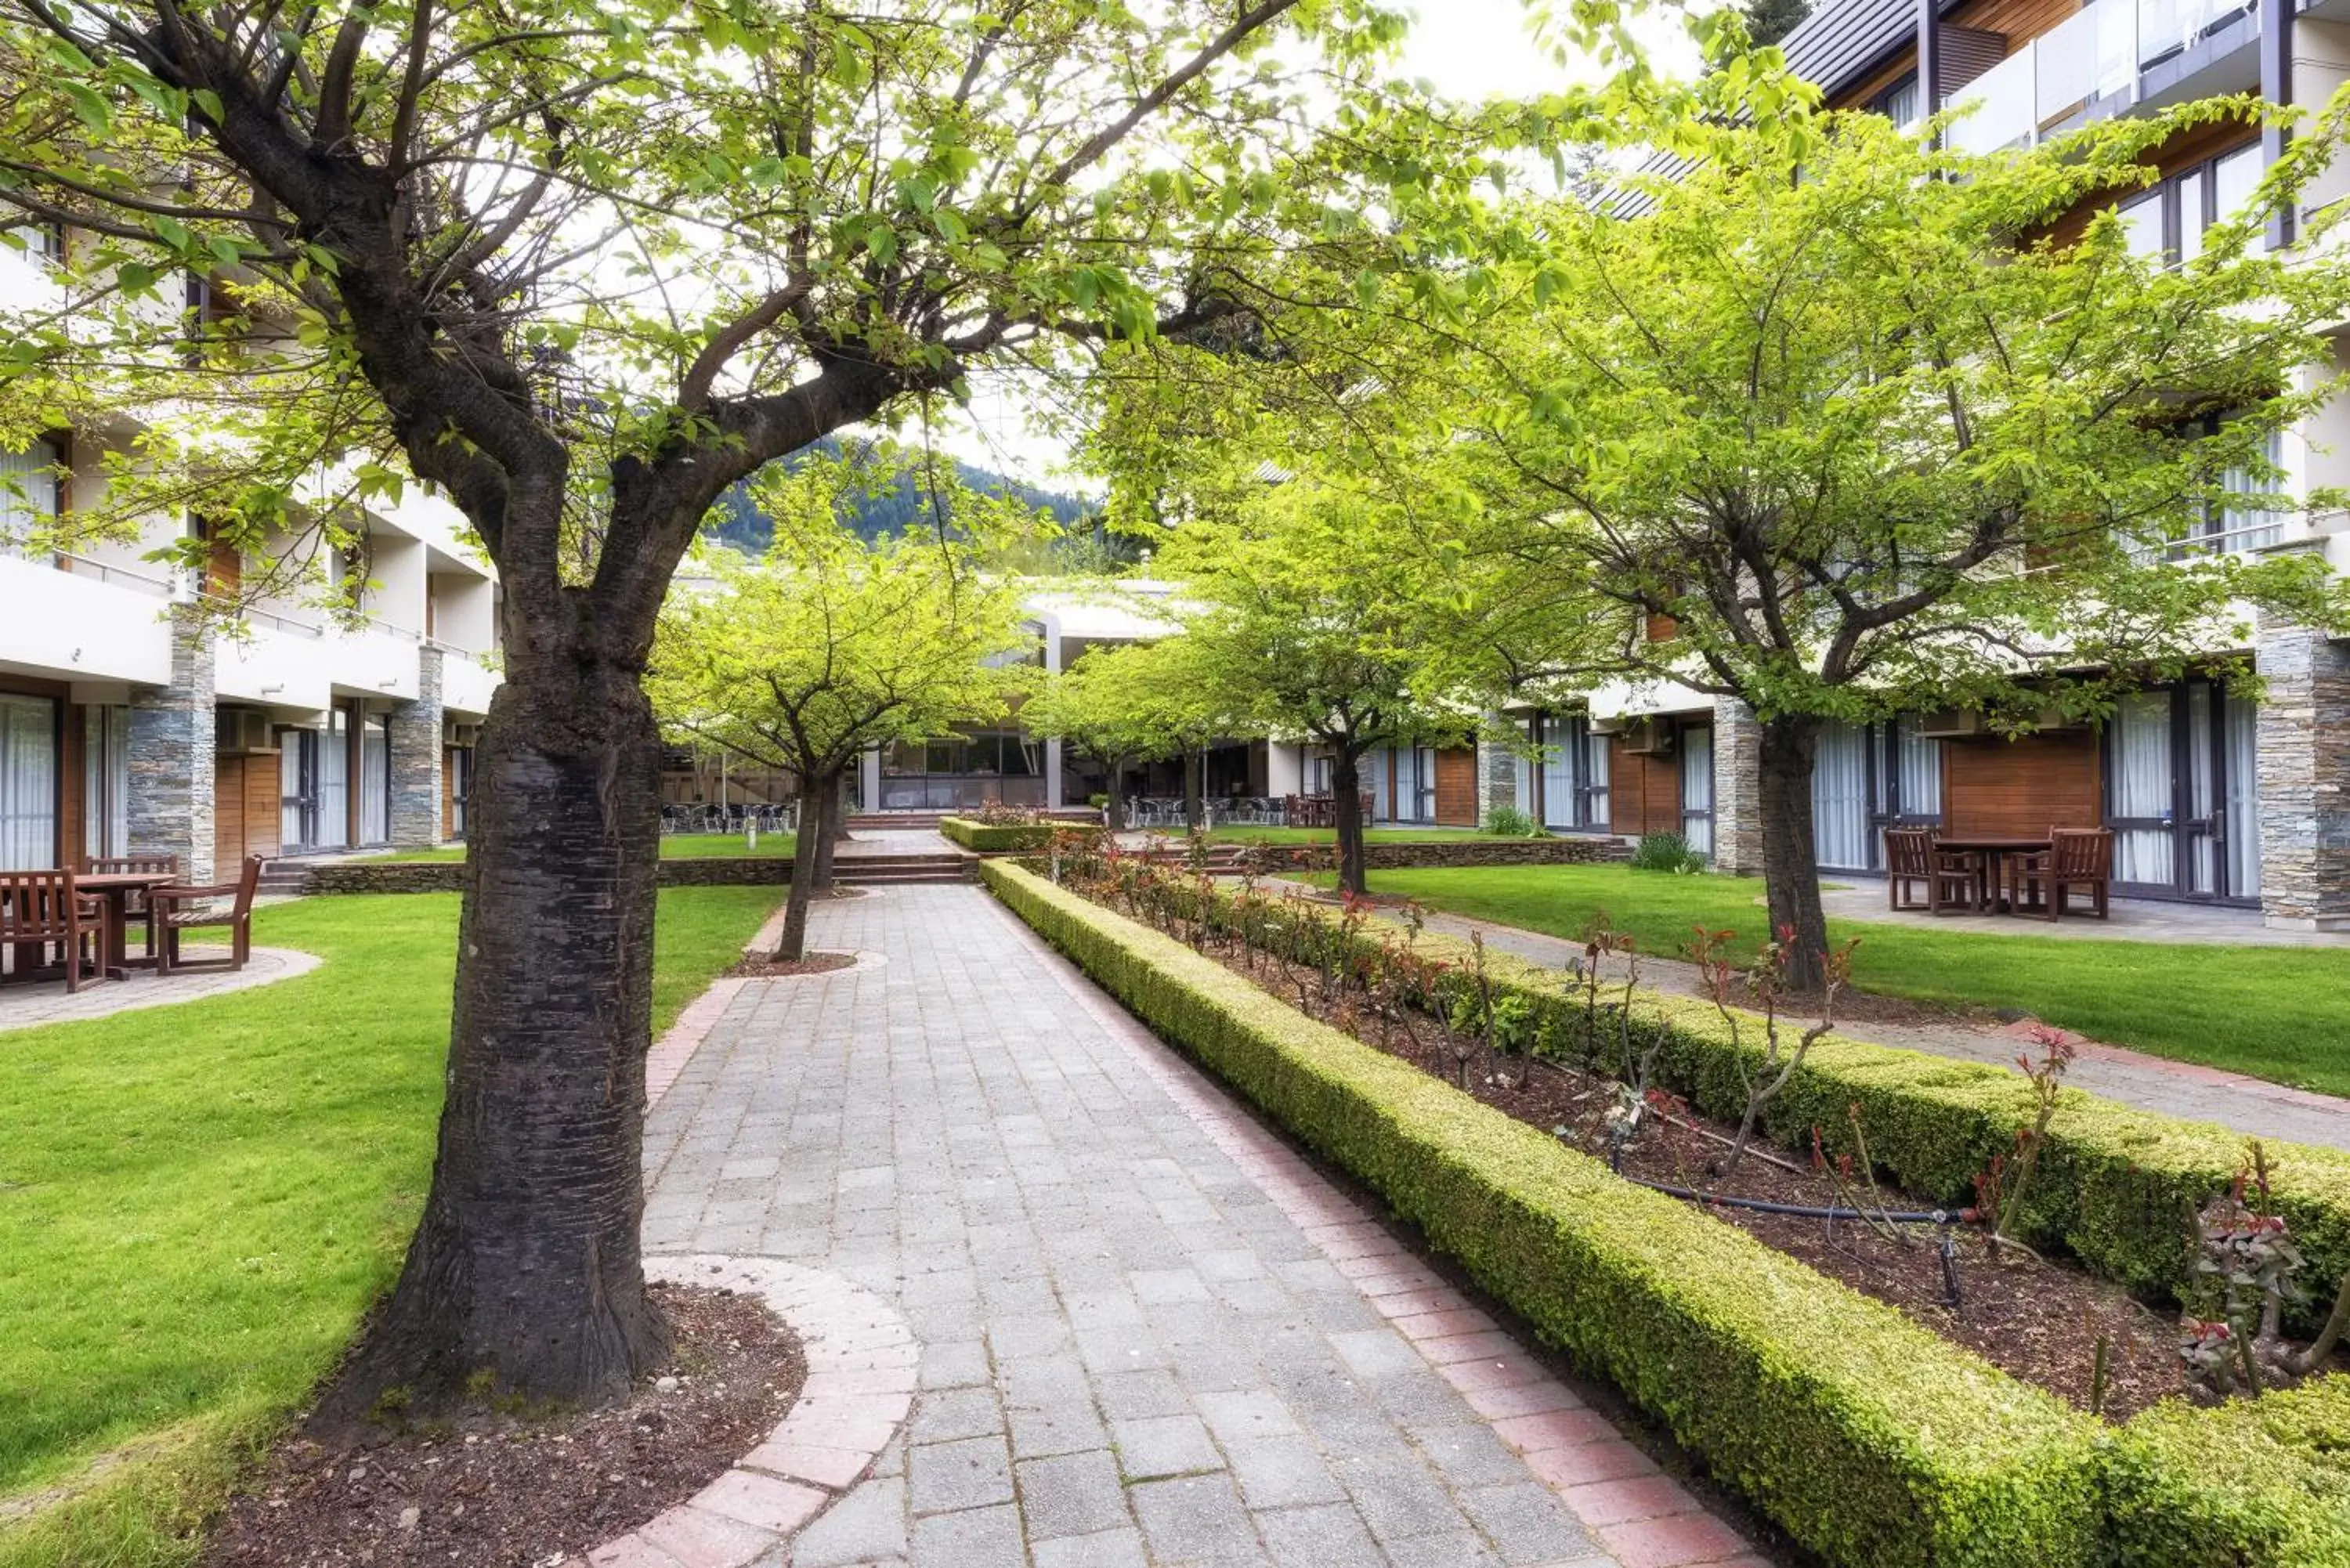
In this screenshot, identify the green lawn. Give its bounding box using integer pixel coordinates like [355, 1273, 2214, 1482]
[0, 886, 778, 1568]
[377, 832, 796, 864]
[1332, 863, 2350, 1098]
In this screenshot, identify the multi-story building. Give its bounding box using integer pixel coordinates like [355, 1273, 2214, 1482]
[0, 237, 501, 883]
[1483, 0, 2350, 926]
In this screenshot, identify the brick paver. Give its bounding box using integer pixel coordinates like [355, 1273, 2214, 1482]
[642, 883, 1773, 1566]
[0, 943, 318, 1032]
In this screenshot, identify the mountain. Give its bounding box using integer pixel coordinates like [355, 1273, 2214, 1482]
[703, 436, 1097, 554]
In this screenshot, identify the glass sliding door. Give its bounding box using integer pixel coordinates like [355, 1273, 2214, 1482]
[279, 728, 313, 848]
[1679, 722, 1715, 856]
[0, 692, 59, 869]
[2103, 680, 2258, 904]
[316, 710, 350, 850]
[1535, 713, 1611, 833]
[1812, 722, 1872, 872]
[360, 711, 390, 844]
[81, 703, 130, 859]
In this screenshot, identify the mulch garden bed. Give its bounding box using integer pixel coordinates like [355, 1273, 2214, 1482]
[1127, 889, 2343, 1420]
[729, 950, 858, 977]
[201, 1283, 805, 1568]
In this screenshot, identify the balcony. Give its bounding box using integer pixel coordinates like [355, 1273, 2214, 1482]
[438, 645, 501, 717]
[1947, 0, 2261, 156]
[214, 610, 331, 710]
[0, 551, 175, 684]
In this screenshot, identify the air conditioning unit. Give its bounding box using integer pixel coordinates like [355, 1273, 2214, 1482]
[214, 708, 278, 755]
[1621, 717, 1676, 756]
[447, 721, 482, 748]
[1916, 710, 1988, 741]
[1587, 716, 1627, 737]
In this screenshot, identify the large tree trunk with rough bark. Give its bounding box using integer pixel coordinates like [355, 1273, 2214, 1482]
[1332, 747, 1368, 898]
[776, 775, 827, 960]
[322, 643, 668, 1418]
[1757, 714, 1829, 992]
[1183, 749, 1204, 830]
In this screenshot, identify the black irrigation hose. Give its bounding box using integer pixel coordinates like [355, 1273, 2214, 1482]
[1621, 1172, 1975, 1227]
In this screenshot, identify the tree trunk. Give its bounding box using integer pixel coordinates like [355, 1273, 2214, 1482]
[320, 651, 668, 1418]
[1756, 714, 1829, 992]
[1332, 748, 1368, 898]
[776, 773, 825, 961]
[1184, 748, 1204, 830]
[812, 768, 844, 892]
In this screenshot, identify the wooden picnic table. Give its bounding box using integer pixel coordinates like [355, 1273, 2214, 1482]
[74, 871, 179, 980]
[1932, 836, 2052, 913]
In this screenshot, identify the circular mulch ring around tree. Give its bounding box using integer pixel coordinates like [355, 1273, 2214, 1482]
[200, 1281, 807, 1568]
[729, 950, 860, 979]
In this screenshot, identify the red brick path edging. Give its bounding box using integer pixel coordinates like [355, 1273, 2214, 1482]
[585, 1255, 917, 1568]
[986, 894, 1773, 1568]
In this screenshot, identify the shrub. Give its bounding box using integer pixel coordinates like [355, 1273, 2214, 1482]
[1068, 868, 2350, 1335]
[1482, 805, 1540, 838]
[1631, 830, 1706, 873]
[937, 815, 1055, 851]
[2104, 1380, 2350, 1566]
[982, 860, 2104, 1568]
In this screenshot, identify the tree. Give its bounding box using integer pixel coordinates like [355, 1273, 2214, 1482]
[0, 0, 1423, 1411]
[1742, 0, 1810, 48]
[1410, 102, 2350, 985]
[649, 460, 1036, 961]
[1021, 637, 1208, 828]
[1154, 480, 1475, 895]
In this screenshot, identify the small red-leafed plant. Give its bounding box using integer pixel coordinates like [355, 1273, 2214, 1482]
[1973, 1024, 2076, 1257]
[1697, 923, 1859, 1180]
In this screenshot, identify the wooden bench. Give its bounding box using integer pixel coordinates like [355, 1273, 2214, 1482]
[152, 856, 266, 975]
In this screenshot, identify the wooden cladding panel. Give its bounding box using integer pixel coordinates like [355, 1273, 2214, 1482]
[1433, 748, 1477, 826]
[1609, 740, 1684, 838]
[1941, 730, 2102, 836]
[1832, 49, 1920, 110]
[1947, 0, 2077, 48]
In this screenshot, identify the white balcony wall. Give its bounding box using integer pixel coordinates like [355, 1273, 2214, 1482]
[364, 528, 427, 637]
[428, 571, 496, 654]
[214, 620, 333, 711]
[443, 652, 500, 717]
[331, 623, 421, 701]
[2297, 21, 2350, 226]
[0, 553, 173, 684]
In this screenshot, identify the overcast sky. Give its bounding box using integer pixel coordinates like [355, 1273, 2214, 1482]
[945, 0, 1711, 490]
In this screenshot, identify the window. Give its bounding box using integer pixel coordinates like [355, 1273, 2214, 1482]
[0, 693, 58, 869]
[2, 219, 62, 266]
[0, 436, 61, 554]
[1535, 712, 1611, 833]
[2113, 143, 2265, 266]
[82, 704, 129, 859]
[1873, 74, 1922, 132]
[2157, 413, 2284, 558]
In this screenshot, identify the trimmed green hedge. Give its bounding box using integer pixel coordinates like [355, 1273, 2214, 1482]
[1099, 870, 2350, 1333]
[2103, 1378, 2350, 1566]
[938, 816, 1057, 851]
[982, 861, 2105, 1568]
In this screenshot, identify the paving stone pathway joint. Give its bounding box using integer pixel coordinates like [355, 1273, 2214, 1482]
[639, 883, 1774, 1568]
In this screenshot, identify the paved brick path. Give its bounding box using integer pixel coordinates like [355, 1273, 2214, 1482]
[0, 944, 318, 1032]
[642, 884, 1773, 1568]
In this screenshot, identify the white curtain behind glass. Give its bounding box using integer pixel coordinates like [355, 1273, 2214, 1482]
[2225, 695, 2261, 898]
[2186, 685, 2216, 896]
[361, 717, 390, 843]
[2110, 692, 2174, 885]
[1813, 722, 1872, 870]
[1680, 726, 1714, 855]
[1585, 728, 1611, 829]
[0, 694, 58, 869]
[317, 715, 350, 849]
[1367, 746, 1390, 820]
[280, 733, 306, 847]
[1893, 724, 1943, 818]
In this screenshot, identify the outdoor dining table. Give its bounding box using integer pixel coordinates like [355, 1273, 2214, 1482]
[74, 871, 179, 981]
[1932, 836, 2053, 914]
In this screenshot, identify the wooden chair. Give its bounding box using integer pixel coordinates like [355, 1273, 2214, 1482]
[1884, 827, 1980, 914]
[84, 854, 178, 956]
[0, 869, 103, 992]
[2008, 828, 2113, 921]
[151, 856, 265, 975]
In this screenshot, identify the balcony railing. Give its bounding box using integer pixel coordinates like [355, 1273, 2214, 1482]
[1947, 0, 2256, 156]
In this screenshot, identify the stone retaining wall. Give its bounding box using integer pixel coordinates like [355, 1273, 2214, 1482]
[1362, 836, 1629, 870]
